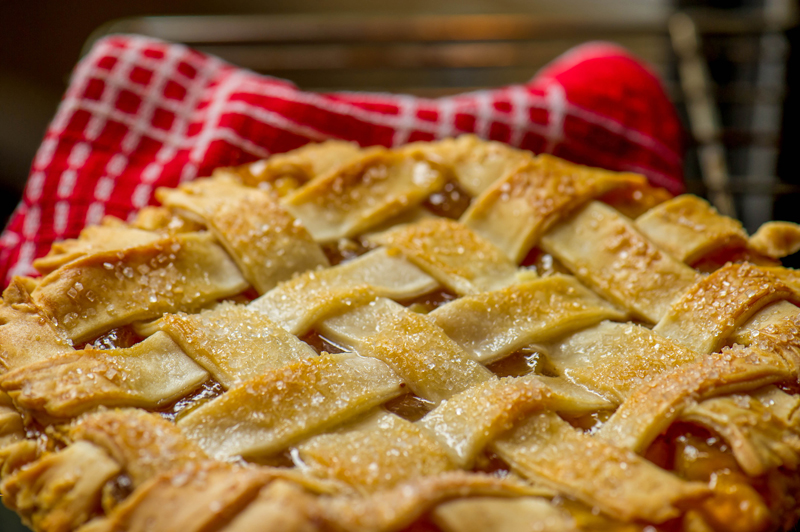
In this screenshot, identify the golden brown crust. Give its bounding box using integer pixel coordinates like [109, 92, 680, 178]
[635, 195, 749, 264]
[319, 298, 493, 404]
[462, 155, 646, 262]
[368, 218, 517, 295]
[1, 441, 121, 532]
[76, 461, 269, 532]
[249, 247, 437, 336]
[223, 139, 362, 189]
[0, 277, 73, 372]
[492, 411, 710, 523]
[32, 222, 162, 276]
[31, 233, 248, 343]
[541, 201, 700, 322]
[0, 332, 208, 419]
[430, 275, 625, 364]
[156, 176, 329, 294]
[749, 221, 800, 259]
[596, 346, 792, 453]
[154, 303, 316, 388]
[177, 353, 404, 459]
[2, 137, 799, 532]
[654, 262, 800, 354]
[68, 409, 205, 488]
[284, 149, 446, 243]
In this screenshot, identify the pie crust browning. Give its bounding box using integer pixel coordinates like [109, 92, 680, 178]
[1, 136, 799, 532]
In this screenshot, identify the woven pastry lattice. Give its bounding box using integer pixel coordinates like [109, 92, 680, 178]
[2, 137, 800, 532]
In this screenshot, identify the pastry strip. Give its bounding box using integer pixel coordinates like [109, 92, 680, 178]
[433, 497, 577, 532]
[430, 275, 625, 364]
[77, 462, 269, 532]
[595, 346, 793, 453]
[0, 278, 73, 372]
[250, 248, 437, 335]
[157, 176, 328, 294]
[298, 377, 611, 492]
[32, 222, 162, 275]
[228, 139, 363, 188]
[751, 385, 800, 427]
[682, 395, 800, 476]
[0, 332, 209, 418]
[414, 135, 535, 197]
[653, 262, 799, 354]
[541, 201, 699, 323]
[296, 410, 455, 493]
[547, 321, 701, 403]
[283, 149, 446, 242]
[154, 302, 317, 388]
[491, 411, 708, 523]
[0, 397, 23, 449]
[0, 441, 121, 532]
[214, 480, 321, 532]
[462, 155, 645, 262]
[31, 233, 248, 343]
[749, 221, 800, 259]
[732, 300, 800, 346]
[69, 409, 206, 488]
[317, 472, 547, 532]
[319, 298, 493, 404]
[761, 265, 800, 292]
[417, 376, 550, 467]
[741, 314, 800, 372]
[214, 472, 546, 532]
[635, 195, 748, 264]
[367, 218, 518, 296]
[178, 353, 404, 459]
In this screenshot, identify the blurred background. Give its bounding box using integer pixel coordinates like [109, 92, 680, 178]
[0, 0, 798, 527]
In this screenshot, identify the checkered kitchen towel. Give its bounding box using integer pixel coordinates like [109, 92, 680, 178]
[0, 35, 685, 286]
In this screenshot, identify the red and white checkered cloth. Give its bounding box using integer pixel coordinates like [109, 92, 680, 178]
[0, 35, 685, 286]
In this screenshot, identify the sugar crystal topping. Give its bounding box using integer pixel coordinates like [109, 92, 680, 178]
[1, 136, 800, 532]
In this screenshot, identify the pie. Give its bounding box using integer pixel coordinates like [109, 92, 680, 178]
[2, 135, 800, 532]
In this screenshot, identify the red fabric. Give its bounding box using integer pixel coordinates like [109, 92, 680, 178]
[0, 36, 685, 285]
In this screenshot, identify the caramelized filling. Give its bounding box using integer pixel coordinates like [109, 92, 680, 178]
[564, 410, 613, 433]
[256, 176, 303, 197]
[400, 514, 443, 532]
[299, 330, 346, 355]
[473, 450, 514, 478]
[763, 468, 800, 531]
[154, 379, 224, 423]
[321, 238, 374, 266]
[556, 497, 680, 531]
[246, 449, 296, 468]
[20, 413, 63, 452]
[487, 349, 558, 378]
[690, 246, 779, 273]
[82, 326, 143, 351]
[383, 393, 435, 422]
[401, 289, 458, 314]
[668, 424, 773, 532]
[520, 248, 571, 276]
[643, 432, 675, 470]
[777, 380, 800, 396]
[598, 183, 671, 219]
[423, 180, 472, 219]
[224, 287, 260, 303]
[101, 473, 134, 513]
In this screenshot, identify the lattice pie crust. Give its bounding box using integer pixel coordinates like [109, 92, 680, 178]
[2, 136, 800, 532]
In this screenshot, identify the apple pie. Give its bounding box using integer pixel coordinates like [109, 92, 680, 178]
[2, 135, 800, 532]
